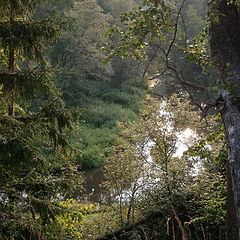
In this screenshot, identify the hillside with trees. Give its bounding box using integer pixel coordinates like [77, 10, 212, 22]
[0, 0, 239, 239]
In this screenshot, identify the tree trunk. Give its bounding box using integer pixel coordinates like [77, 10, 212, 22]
[209, 1, 240, 239]
[226, 149, 239, 240]
[219, 91, 240, 240]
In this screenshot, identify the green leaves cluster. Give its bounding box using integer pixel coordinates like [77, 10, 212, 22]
[106, 1, 173, 60]
[103, 95, 226, 239]
[185, 27, 210, 71]
[0, 1, 83, 239]
[57, 199, 98, 239]
[48, 0, 148, 170]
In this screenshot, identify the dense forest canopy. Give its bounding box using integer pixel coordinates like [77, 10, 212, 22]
[0, 0, 240, 239]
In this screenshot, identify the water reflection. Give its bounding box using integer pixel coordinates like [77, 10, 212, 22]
[82, 128, 198, 204]
[82, 167, 104, 203]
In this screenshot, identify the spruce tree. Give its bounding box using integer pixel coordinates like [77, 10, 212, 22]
[0, 1, 80, 239]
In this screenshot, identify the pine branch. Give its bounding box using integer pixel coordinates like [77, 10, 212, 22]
[0, 70, 59, 98]
[0, 19, 59, 59]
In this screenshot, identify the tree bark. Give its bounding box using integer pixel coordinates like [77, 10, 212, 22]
[226, 149, 239, 240]
[218, 91, 240, 240]
[209, 1, 240, 239]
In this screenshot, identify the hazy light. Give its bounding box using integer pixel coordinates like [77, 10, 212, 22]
[175, 128, 197, 157]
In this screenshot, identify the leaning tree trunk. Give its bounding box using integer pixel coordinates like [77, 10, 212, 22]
[209, 1, 240, 239]
[219, 92, 240, 240]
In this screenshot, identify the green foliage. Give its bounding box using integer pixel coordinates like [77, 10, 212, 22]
[76, 126, 118, 169]
[0, 20, 59, 60]
[105, 1, 173, 60]
[82, 100, 138, 128]
[185, 3, 206, 37]
[51, 0, 112, 81]
[0, 70, 58, 101]
[97, 0, 112, 13]
[56, 68, 146, 169]
[46, 0, 147, 171]
[0, 0, 83, 239]
[185, 27, 210, 71]
[57, 199, 97, 239]
[56, 198, 125, 240]
[75, 90, 143, 169]
[103, 95, 226, 239]
[0, 0, 228, 239]
[0, 0, 48, 17]
[105, 0, 218, 107]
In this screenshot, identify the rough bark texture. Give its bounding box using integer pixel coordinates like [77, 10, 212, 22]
[209, 0, 240, 70]
[220, 91, 240, 240]
[226, 155, 238, 240]
[209, 1, 240, 239]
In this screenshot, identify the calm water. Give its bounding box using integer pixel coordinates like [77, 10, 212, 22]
[83, 167, 104, 202]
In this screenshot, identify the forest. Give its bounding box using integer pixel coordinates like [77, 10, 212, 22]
[0, 0, 239, 239]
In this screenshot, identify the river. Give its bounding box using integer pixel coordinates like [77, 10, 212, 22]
[83, 128, 197, 203]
